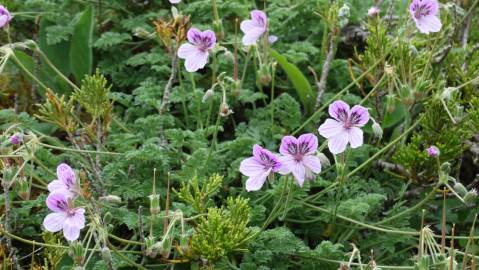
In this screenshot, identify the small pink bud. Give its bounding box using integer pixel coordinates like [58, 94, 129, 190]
[426, 146, 440, 157]
[9, 133, 22, 145]
[368, 6, 380, 17]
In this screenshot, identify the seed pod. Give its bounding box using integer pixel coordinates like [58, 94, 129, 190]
[101, 246, 113, 265]
[316, 152, 331, 167]
[69, 242, 85, 266]
[148, 194, 161, 216]
[453, 182, 467, 196]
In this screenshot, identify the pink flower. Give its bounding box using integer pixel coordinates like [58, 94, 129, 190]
[409, 0, 442, 34]
[47, 163, 79, 198]
[43, 192, 85, 241]
[278, 134, 322, 187]
[427, 146, 440, 157]
[239, 144, 281, 192]
[240, 10, 268, 46]
[9, 133, 22, 145]
[0, 5, 12, 28]
[368, 6, 380, 17]
[318, 100, 370, 154]
[178, 28, 216, 72]
[169, 0, 181, 3]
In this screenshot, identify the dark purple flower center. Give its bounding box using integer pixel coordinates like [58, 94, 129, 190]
[412, 1, 433, 19]
[56, 199, 68, 211]
[191, 33, 214, 51]
[287, 141, 311, 161]
[258, 151, 280, 170]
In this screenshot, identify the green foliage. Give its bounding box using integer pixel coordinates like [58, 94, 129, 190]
[175, 174, 224, 214]
[73, 69, 113, 120]
[192, 196, 257, 264]
[70, 5, 94, 83]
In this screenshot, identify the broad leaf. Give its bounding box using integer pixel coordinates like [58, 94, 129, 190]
[70, 5, 94, 83]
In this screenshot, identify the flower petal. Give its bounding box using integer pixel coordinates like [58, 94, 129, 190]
[178, 44, 209, 72]
[327, 131, 349, 154]
[348, 127, 364, 148]
[291, 163, 306, 187]
[245, 168, 271, 192]
[302, 155, 322, 174]
[240, 20, 257, 34]
[46, 192, 68, 212]
[350, 105, 370, 127]
[242, 27, 265, 45]
[187, 28, 202, 44]
[328, 100, 350, 122]
[47, 180, 67, 193]
[277, 155, 295, 175]
[239, 157, 265, 177]
[298, 133, 318, 155]
[416, 15, 442, 34]
[63, 221, 81, 241]
[70, 208, 86, 229]
[202, 30, 217, 49]
[279, 136, 298, 155]
[57, 163, 76, 188]
[318, 119, 345, 139]
[250, 10, 267, 27]
[43, 212, 66, 232]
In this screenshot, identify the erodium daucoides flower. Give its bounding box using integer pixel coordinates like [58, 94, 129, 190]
[318, 100, 370, 155]
[240, 10, 268, 46]
[48, 163, 79, 198]
[240, 144, 281, 192]
[0, 5, 12, 29]
[43, 192, 85, 241]
[178, 28, 216, 72]
[278, 134, 322, 187]
[409, 0, 442, 34]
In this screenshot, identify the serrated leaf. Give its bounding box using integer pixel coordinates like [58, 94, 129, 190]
[70, 5, 94, 83]
[270, 49, 315, 115]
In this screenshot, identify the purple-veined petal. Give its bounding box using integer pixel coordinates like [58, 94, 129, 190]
[305, 168, 315, 180]
[187, 28, 202, 44]
[298, 133, 318, 155]
[291, 163, 306, 187]
[279, 136, 298, 155]
[202, 30, 217, 49]
[328, 100, 350, 122]
[327, 131, 349, 154]
[46, 192, 69, 212]
[252, 144, 281, 171]
[242, 27, 266, 45]
[63, 221, 81, 241]
[240, 157, 266, 177]
[302, 155, 322, 174]
[348, 127, 363, 148]
[47, 180, 67, 193]
[178, 43, 209, 72]
[350, 105, 370, 127]
[240, 20, 257, 34]
[69, 208, 86, 229]
[318, 119, 345, 139]
[416, 15, 442, 34]
[245, 168, 271, 192]
[277, 155, 296, 175]
[250, 10, 267, 28]
[43, 212, 66, 232]
[57, 163, 76, 188]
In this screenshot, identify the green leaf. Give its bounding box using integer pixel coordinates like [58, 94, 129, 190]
[70, 5, 94, 83]
[270, 49, 315, 114]
[383, 100, 407, 128]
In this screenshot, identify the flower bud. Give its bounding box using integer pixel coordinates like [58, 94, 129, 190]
[202, 89, 214, 103]
[145, 236, 158, 258]
[101, 246, 113, 265]
[426, 146, 440, 158]
[371, 120, 383, 140]
[98, 195, 122, 203]
[69, 242, 85, 266]
[148, 194, 161, 216]
[223, 50, 234, 62]
[159, 235, 173, 259]
[464, 189, 477, 206]
[453, 182, 468, 196]
[9, 133, 22, 145]
[368, 6, 380, 17]
[134, 27, 151, 39]
[317, 152, 331, 167]
[441, 87, 457, 101]
[16, 177, 30, 200]
[257, 65, 271, 86]
[179, 233, 190, 254]
[213, 19, 224, 40]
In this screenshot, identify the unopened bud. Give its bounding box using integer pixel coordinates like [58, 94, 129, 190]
[213, 19, 224, 40]
[368, 6, 380, 17]
[179, 234, 190, 254]
[101, 246, 112, 265]
[258, 65, 271, 86]
[99, 195, 122, 203]
[223, 50, 234, 62]
[148, 194, 161, 215]
[134, 27, 151, 39]
[317, 152, 330, 167]
[17, 177, 30, 200]
[453, 182, 468, 196]
[441, 87, 457, 101]
[159, 235, 173, 259]
[371, 120, 383, 140]
[202, 89, 214, 103]
[464, 189, 477, 206]
[426, 146, 440, 158]
[9, 133, 22, 145]
[69, 242, 85, 266]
